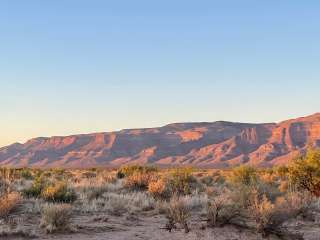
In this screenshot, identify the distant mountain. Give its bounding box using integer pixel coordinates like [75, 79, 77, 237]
[1, 113, 320, 168]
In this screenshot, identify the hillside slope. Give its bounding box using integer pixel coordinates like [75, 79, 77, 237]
[1, 113, 320, 168]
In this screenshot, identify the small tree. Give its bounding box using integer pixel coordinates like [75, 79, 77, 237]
[288, 149, 320, 197]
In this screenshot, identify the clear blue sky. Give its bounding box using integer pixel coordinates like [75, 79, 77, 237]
[0, 0, 319, 147]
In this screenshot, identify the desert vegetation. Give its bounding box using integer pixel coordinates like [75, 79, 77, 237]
[0, 150, 320, 239]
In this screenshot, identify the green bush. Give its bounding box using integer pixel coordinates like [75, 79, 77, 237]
[116, 165, 158, 178]
[23, 176, 76, 203]
[41, 182, 76, 203]
[166, 167, 198, 196]
[20, 168, 33, 180]
[228, 165, 258, 186]
[288, 149, 320, 197]
[23, 175, 47, 198]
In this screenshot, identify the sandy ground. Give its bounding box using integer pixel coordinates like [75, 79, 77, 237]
[0, 200, 320, 240]
[2, 201, 320, 240]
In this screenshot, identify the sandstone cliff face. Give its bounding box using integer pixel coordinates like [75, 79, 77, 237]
[1, 113, 320, 168]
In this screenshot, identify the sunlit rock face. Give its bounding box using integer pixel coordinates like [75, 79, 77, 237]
[1, 113, 320, 168]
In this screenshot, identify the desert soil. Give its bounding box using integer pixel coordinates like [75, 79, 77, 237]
[3, 202, 320, 240]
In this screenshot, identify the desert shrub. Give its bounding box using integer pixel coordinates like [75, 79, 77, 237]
[148, 178, 169, 199]
[228, 165, 258, 186]
[41, 182, 76, 203]
[199, 175, 214, 186]
[212, 171, 226, 184]
[23, 176, 76, 203]
[81, 171, 97, 179]
[41, 171, 53, 178]
[0, 192, 21, 218]
[117, 165, 158, 178]
[260, 172, 277, 184]
[124, 172, 155, 191]
[206, 193, 241, 228]
[281, 191, 314, 219]
[249, 190, 309, 238]
[41, 204, 72, 233]
[230, 178, 282, 210]
[165, 196, 191, 233]
[256, 180, 282, 202]
[274, 165, 289, 179]
[228, 183, 257, 209]
[97, 171, 117, 183]
[250, 191, 276, 236]
[51, 168, 65, 176]
[227, 165, 282, 207]
[199, 171, 225, 187]
[20, 168, 33, 180]
[166, 167, 198, 196]
[288, 149, 320, 197]
[23, 175, 48, 198]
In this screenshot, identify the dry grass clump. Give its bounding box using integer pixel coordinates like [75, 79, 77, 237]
[79, 180, 123, 202]
[206, 193, 241, 228]
[104, 192, 155, 215]
[80, 191, 155, 215]
[0, 192, 21, 218]
[165, 196, 191, 233]
[179, 193, 208, 211]
[80, 184, 110, 201]
[40, 203, 72, 233]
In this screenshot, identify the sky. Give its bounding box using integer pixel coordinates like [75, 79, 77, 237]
[0, 0, 319, 147]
